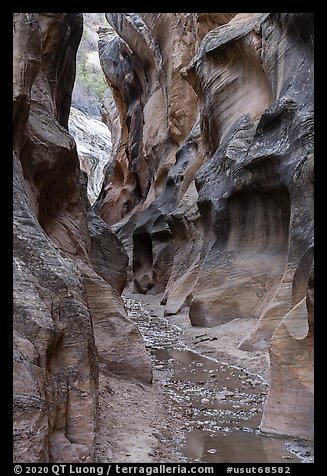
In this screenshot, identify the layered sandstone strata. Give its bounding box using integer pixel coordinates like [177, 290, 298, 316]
[96, 14, 200, 290]
[13, 13, 151, 463]
[183, 13, 314, 439]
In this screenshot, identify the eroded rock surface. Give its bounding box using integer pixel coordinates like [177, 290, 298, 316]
[13, 11, 314, 461]
[96, 14, 199, 290]
[13, 13, 151, 463]
[96, 13, 314, 440]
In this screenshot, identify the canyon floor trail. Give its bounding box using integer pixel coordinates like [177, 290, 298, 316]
[95, 288, 314, 463]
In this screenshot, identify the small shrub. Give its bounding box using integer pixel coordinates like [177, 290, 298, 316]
[72, 13, 108, 117]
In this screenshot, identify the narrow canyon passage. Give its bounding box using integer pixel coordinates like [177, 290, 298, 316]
[68, 13, 314, 464]
[13, 12, 314, 464]
[67, 64, 304, 462]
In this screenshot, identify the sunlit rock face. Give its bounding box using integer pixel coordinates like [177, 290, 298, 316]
[97, 13, 314, 440]
[68, 107, 112, 205]
[13, 12, 152, 463]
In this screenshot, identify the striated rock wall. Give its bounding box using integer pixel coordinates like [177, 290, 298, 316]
[13, 13, 151, 463]
[183, 12, 314, 440]
[97, 13, 314, 440]
[13, 11, 313, 459]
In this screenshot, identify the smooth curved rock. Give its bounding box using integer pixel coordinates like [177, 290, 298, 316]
[96, 12, 314, 440]
[96, 13, 199, 293]
[186, 13, 314, 438]
[260, 264, 314, 440]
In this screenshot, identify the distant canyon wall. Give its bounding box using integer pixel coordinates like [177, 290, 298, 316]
[68, 107, 112, 205]
[96, 13, 314, 440]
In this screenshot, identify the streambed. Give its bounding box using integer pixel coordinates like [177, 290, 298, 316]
[123, 294, 313, 464]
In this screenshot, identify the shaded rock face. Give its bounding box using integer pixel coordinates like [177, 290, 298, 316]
[96, 13, 314, 439]
[13, 13, 151, 463]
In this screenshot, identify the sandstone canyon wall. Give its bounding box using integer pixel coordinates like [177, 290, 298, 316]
[13, 11, 314, 464]
[96, 13, 314, 440]
[13, 13, 151, 463]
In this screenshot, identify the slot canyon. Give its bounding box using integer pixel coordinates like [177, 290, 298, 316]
[13, 13, 314, 464]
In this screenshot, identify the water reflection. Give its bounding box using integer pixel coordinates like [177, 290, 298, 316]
[152, 348, 301, 463]
[185, 430, 300, 463]
[123, 295, 312, 463]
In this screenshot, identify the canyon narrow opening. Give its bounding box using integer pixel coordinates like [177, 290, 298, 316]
[14, 11, 314, 464]
[69, 13, 111, 206]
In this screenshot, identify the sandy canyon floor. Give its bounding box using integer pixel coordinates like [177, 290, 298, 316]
[95, 288, 314, 464]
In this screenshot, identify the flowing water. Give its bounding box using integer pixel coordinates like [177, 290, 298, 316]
[123, 294, 314, 464]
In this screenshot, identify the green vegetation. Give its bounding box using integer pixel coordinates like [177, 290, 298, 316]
[72, 14, 108, 117]
[76, 46, 107, 100]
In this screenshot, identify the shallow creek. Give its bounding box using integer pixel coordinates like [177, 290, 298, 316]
[123, 295, 313, 464]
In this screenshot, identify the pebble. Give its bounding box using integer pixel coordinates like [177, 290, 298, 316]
[201, 398, 210, 405]
[207, 448, 217, 454]
[215, 390, 234, 400]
